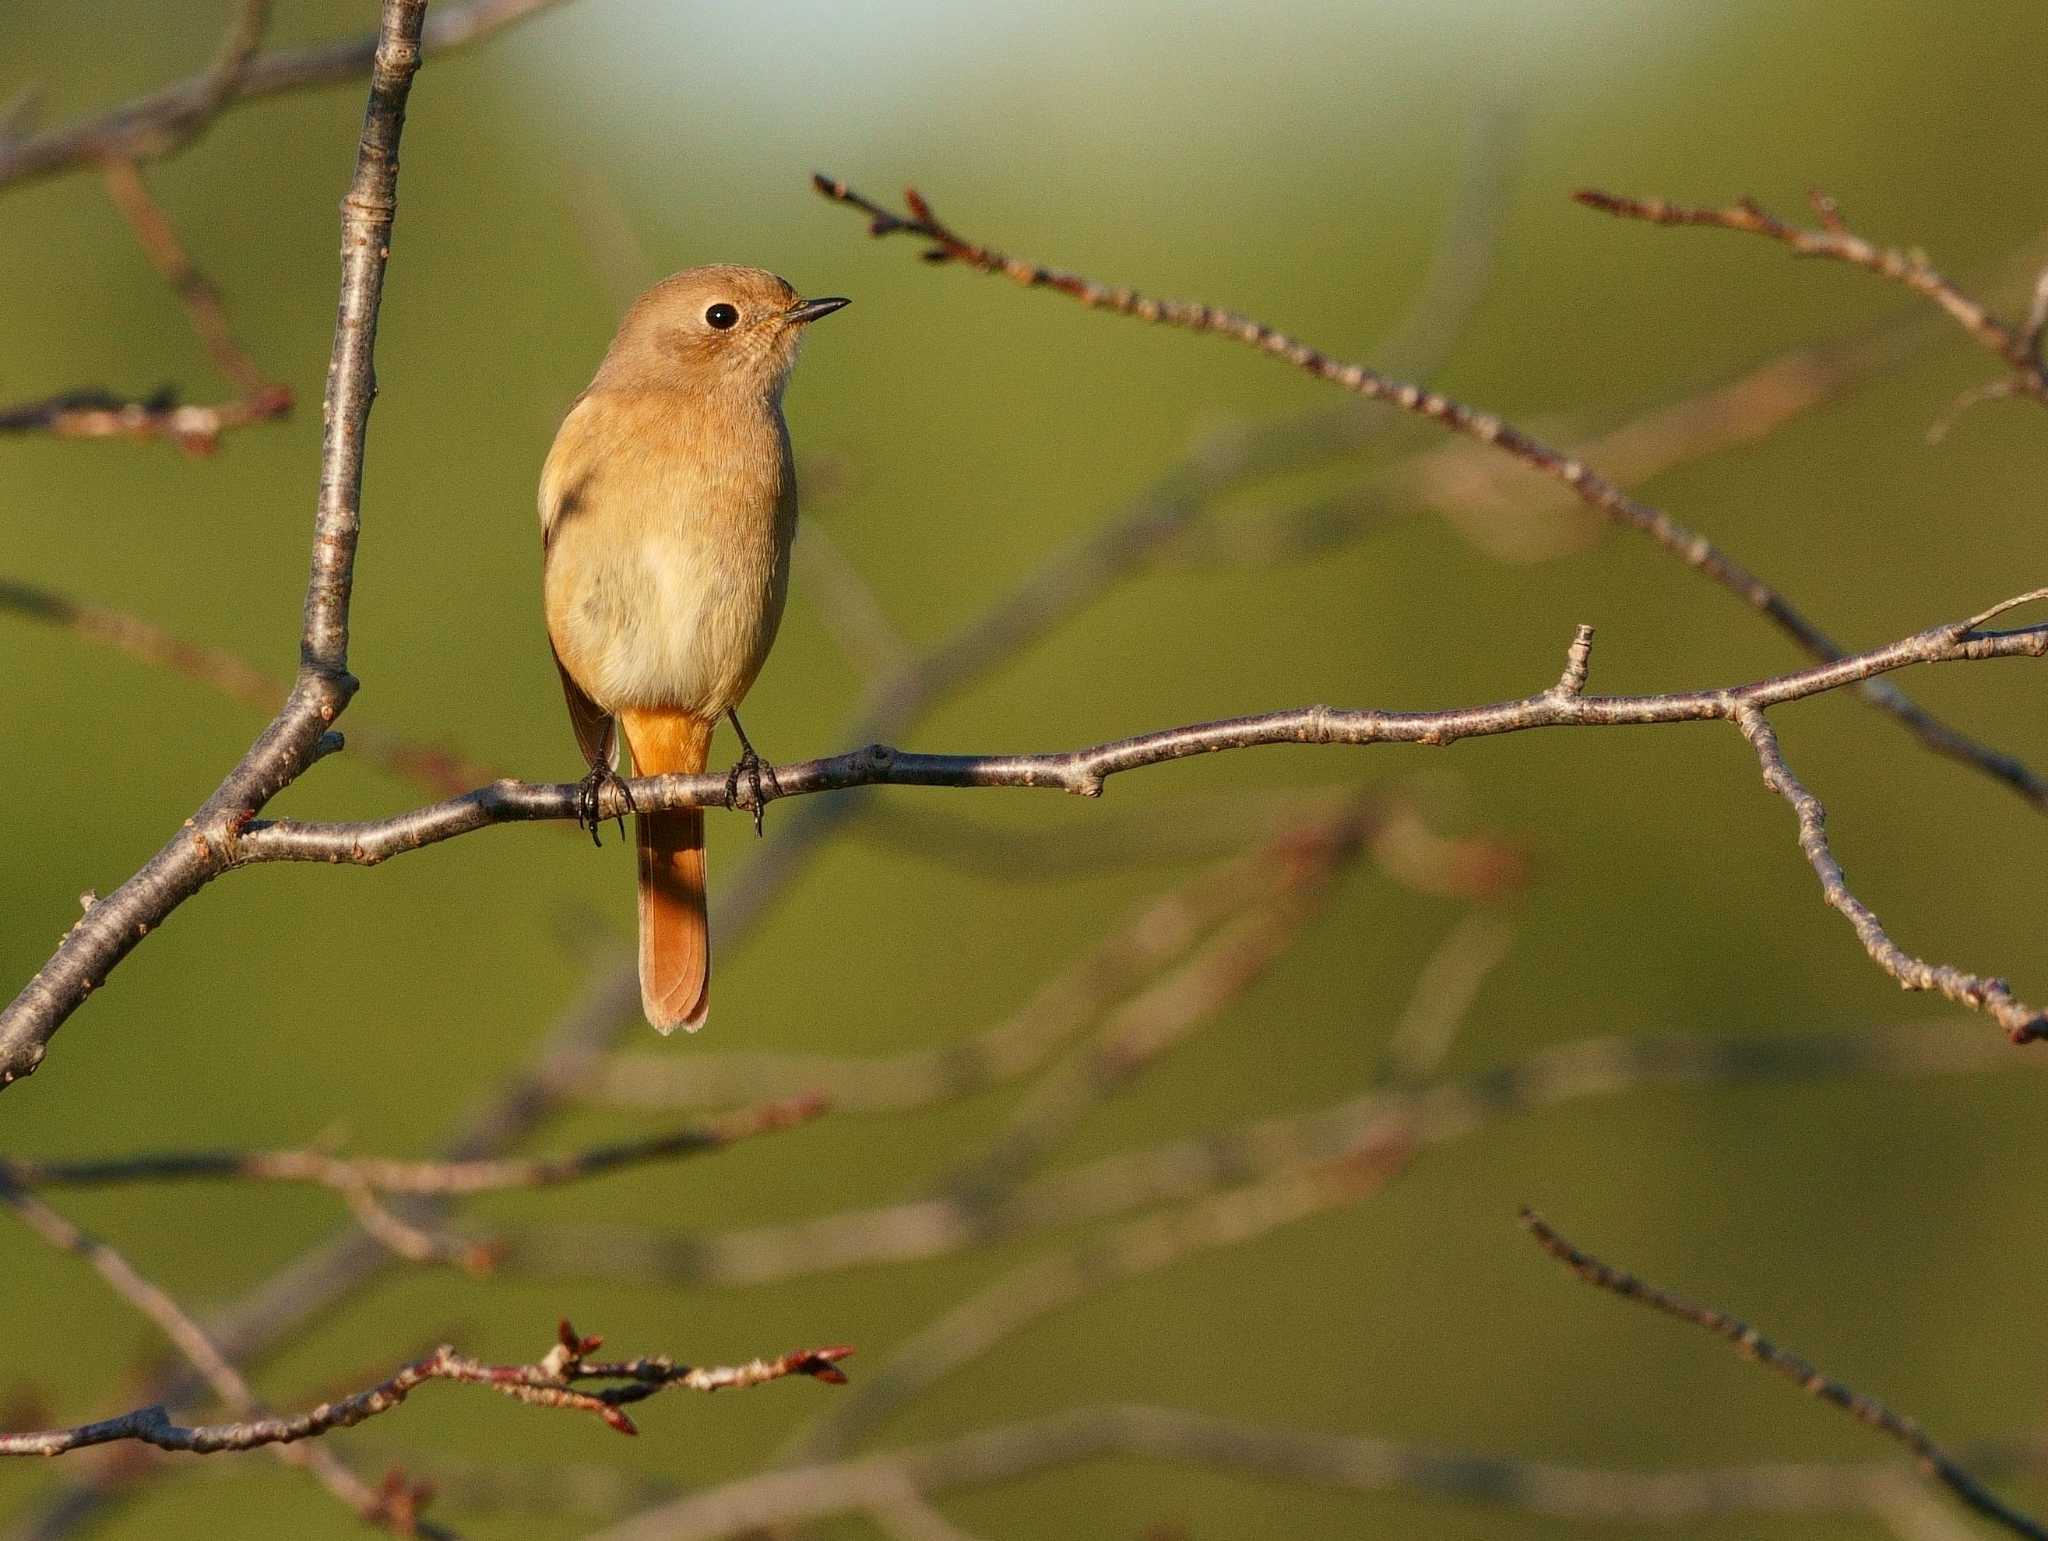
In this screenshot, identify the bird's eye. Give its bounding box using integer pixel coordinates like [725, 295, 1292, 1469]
[705, 303, 739, 329]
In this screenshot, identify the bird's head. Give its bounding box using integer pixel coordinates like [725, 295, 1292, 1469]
[594, 265, 849, 400]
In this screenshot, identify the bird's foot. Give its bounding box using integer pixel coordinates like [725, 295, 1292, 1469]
[724, 747, 782, 838]
[576, 763, 635, 847]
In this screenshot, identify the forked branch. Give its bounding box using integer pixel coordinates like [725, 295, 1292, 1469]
[813, 175, 2048, 813]
[0, 1319, 851, 1457]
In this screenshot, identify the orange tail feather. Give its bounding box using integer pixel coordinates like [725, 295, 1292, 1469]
[620, 710, 715, 1034]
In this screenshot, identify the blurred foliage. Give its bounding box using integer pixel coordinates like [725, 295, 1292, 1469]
[3, 1, 2047, 1537]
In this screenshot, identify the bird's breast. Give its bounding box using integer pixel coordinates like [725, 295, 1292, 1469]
[543, 392, 796, 717]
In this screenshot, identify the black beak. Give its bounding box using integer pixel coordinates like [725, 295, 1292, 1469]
[786, 295, 851, 325]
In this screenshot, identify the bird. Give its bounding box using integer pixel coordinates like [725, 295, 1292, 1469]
[539, 266, 848, 1033]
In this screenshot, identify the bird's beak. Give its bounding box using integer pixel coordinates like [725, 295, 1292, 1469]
[785, 295, 851, 325]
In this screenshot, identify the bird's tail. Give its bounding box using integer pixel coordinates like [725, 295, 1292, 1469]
[619, 709, 716, 1034]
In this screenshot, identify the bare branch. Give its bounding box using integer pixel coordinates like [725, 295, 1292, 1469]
[2, 1093, 824, 1199]
[0, 0, 429, 1091]
[814, 176, 2047, 811]
[578, 793, 1485, 1116]
[233, 599, 2048, 858]
[0, 1318, 851, 1457]
[1522, 1210, 2047, 1540]
[0, 1179, 442, 1534]
[931, 804, 1370, 1198]
[1737, 705, 2043, 1040]
[509, 1019, 2040, 1293]
[0, 0, 571, 192]
[590, 1403, 2048, 1541]
[201, 597, 2048, 1044]
[0, 578, 514, 797]
[1576, 189, 2048, 410]
[0, 158, 292, 452]
[781, 1141, 1411, 1466]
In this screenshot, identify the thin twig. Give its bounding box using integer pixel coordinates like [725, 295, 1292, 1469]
[0, 0, 571, 191]
[1736, 703, 2042, 1040]
[1522, 1210, 2047, 1540]
[814, 176, 2047, 812]
[0, 1318, 851, 1457]
[1576, 189, 2048, 410]
[226, 599, 2048, 853]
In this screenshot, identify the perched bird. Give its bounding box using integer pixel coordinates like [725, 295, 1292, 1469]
[540, 266, 848, 1033]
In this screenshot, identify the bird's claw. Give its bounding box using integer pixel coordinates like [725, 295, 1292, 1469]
[724, 749, 782, 837]
[577, 763, 635, 846]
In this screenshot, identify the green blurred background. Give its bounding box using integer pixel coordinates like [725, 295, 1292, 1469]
[4, 1, 2047, 1536]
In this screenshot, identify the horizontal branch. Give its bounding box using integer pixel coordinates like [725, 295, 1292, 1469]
[231, 598, 2048, 866]
[0, 1319, 851, 1457]
[0, 384, 288, 452]
[1523, 1210, 2047, 1540]
[814, 177, 2048, 812]
[2, 1093, 824, 1197]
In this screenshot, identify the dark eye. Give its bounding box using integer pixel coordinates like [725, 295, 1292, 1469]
[705, 303, 739, 329]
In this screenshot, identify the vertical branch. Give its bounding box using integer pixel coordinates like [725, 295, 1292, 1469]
[0, 0, 428, 1089]
[301, 4, 422, 677]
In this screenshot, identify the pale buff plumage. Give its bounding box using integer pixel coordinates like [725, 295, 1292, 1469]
[540, 266, 846, 1032]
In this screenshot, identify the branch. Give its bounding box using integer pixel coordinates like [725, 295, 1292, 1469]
[1737, 704, 2042, 1040]
[214, 595, 2048, 1044]
[0, 0, 571, 191]
[781, 1140, 1412, 1467]
[1575, 188, 2048, 413]
[0, 385, 286, 452]
[0, 160, 294, 452]
[0, 1178, 447, 1535]
[0, 578, 517, 796]
[1522, 1210, 2047, 1541]
[813, 175, 2047, 813]
[0, 0, 428, 1091]
[507, 1019, 2039, 1293]
[233, 598, 2048, 855]
[3, 1095, 824, 1198]
[0, 1318, 851, 1457]
[588, 1404, 2048, 1541]
[576, 792, 1499, 1115]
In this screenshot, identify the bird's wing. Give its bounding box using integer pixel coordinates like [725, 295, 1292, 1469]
[552, 639, 617, 772]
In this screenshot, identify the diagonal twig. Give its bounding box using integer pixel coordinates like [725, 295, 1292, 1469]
[1575, 188, 2048, 412]
[1736, 703, 2043, 1040]
[1521, 1209, 2047, 1541]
